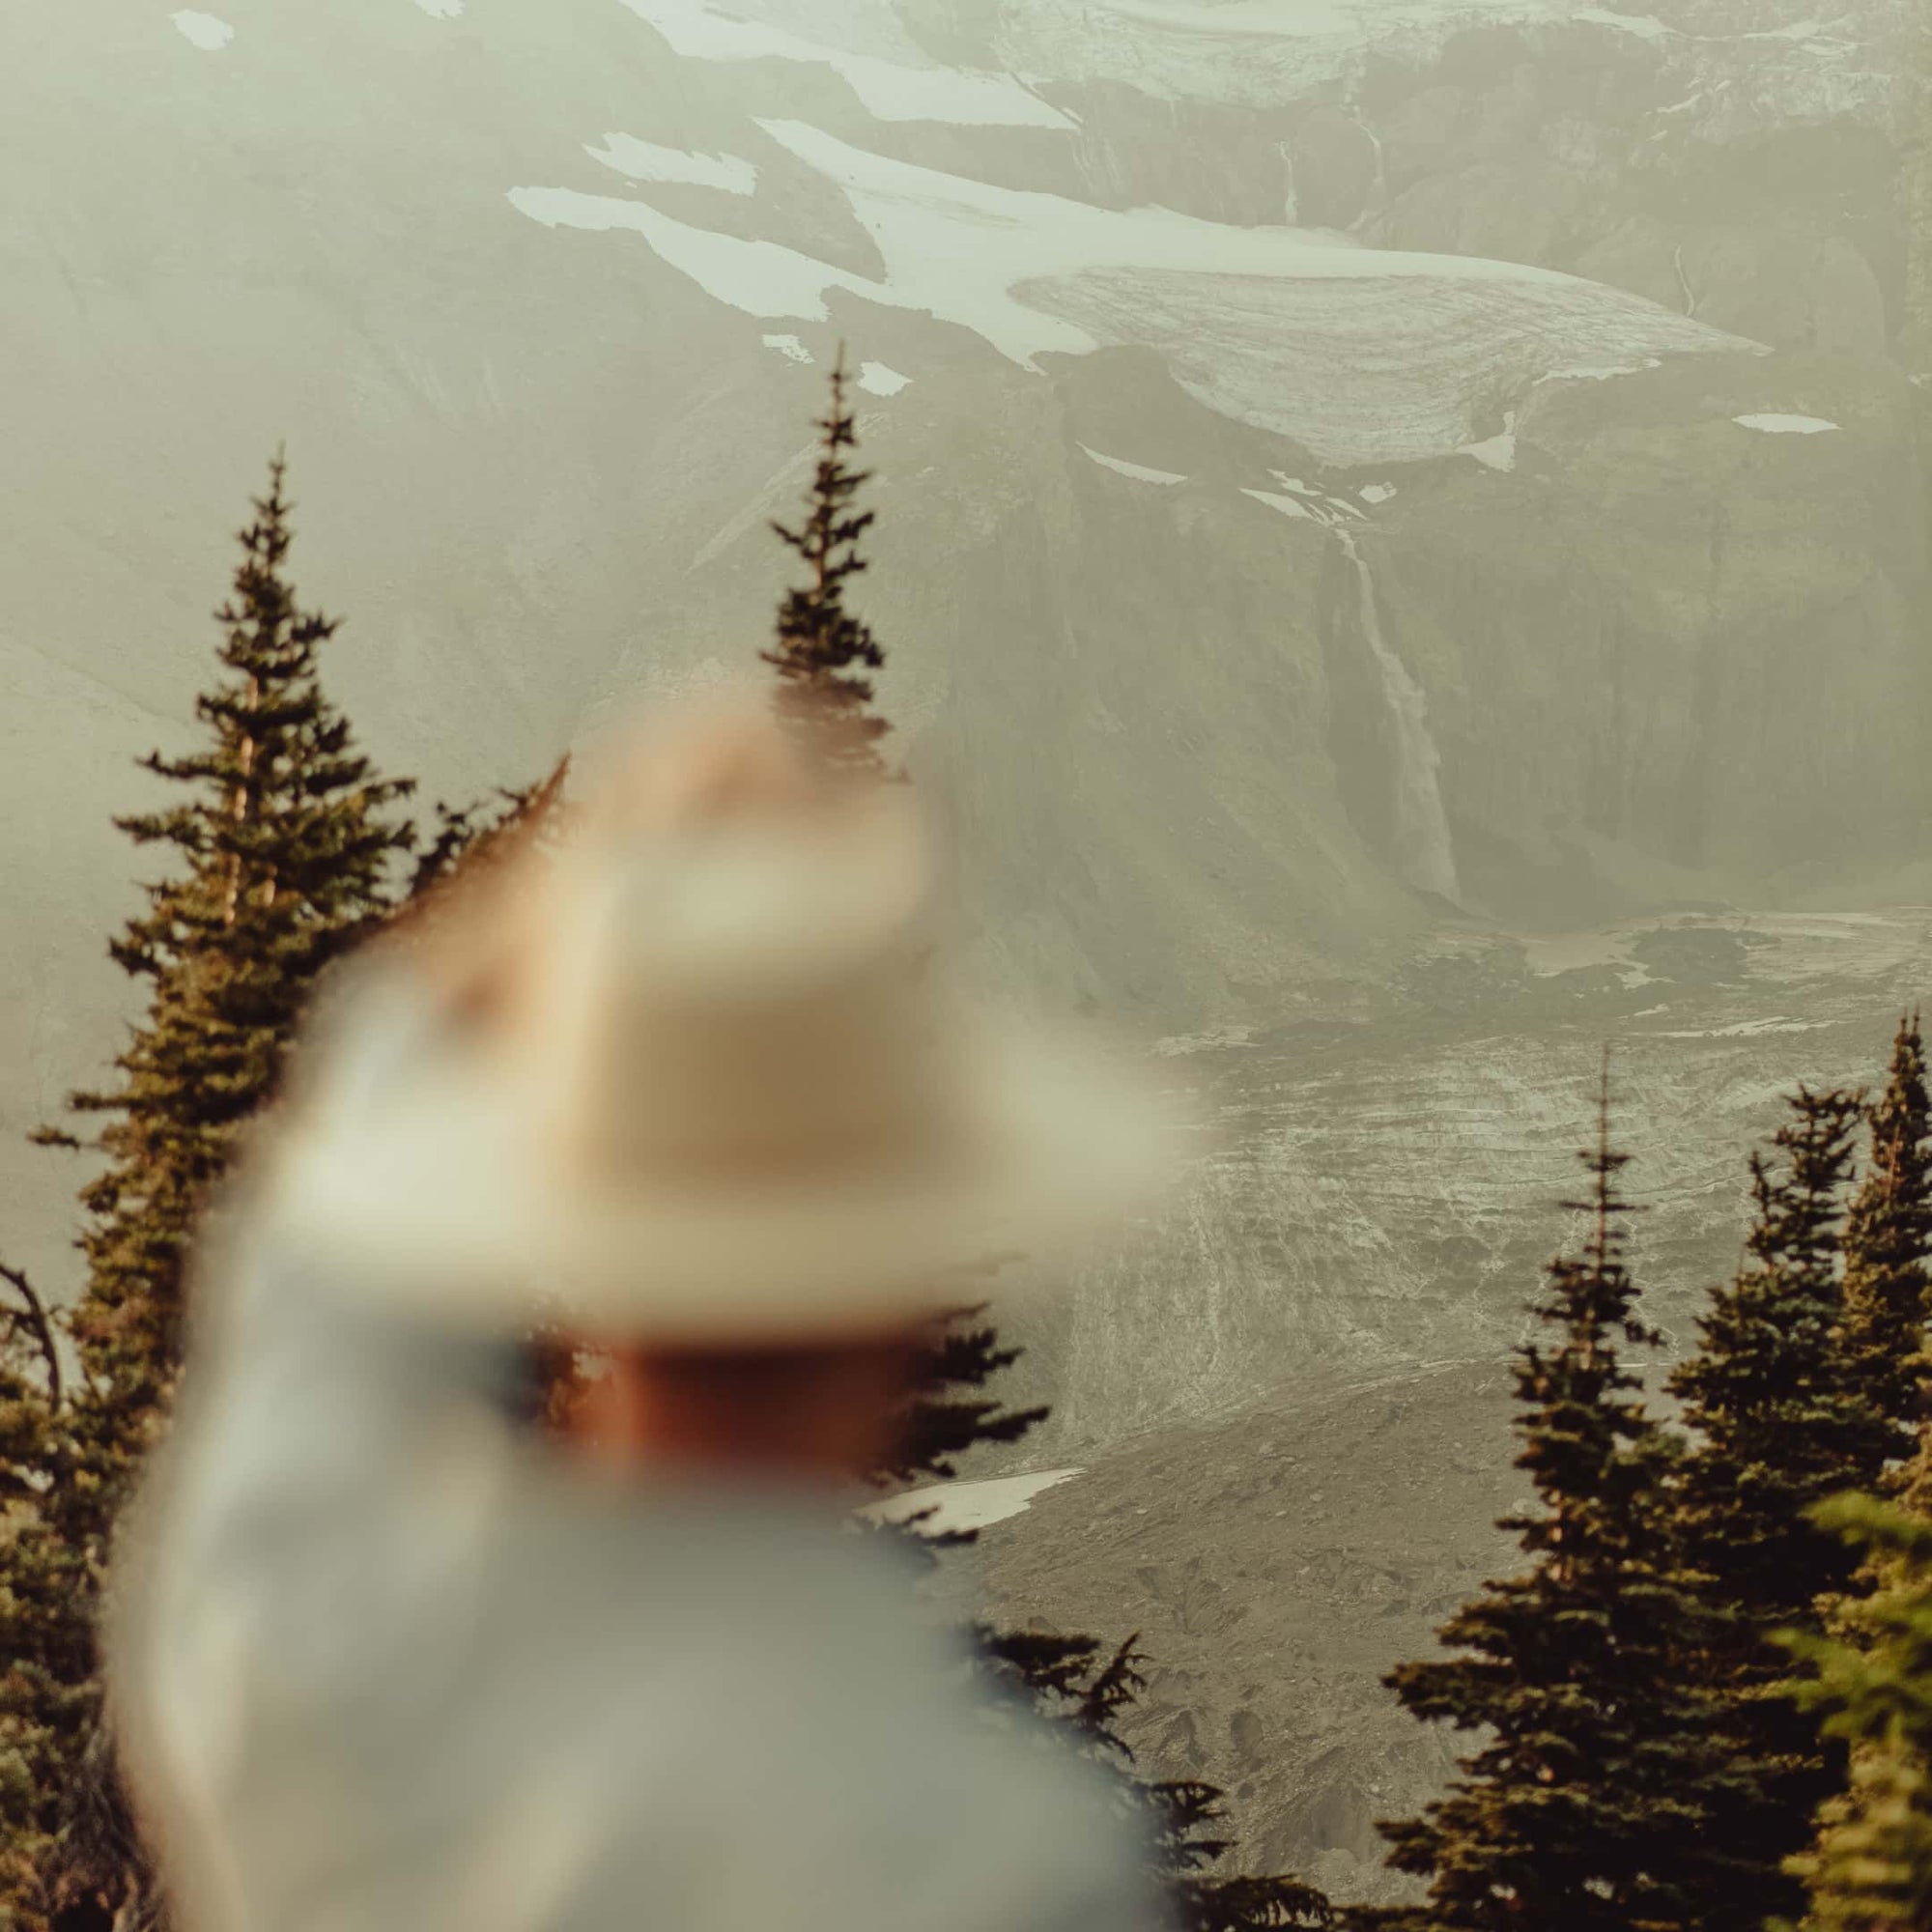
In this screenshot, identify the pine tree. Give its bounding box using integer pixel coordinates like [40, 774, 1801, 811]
[761, 346, 894, 776]
[979, 1630, 1334, 1929]
[1839, 1012, 1932, 1476]
[753, 362, 1325, 1924]
[384, 754, 575, 947]
[1664, 1084, 1887, 1931]
[2, 456, 427, 1932]
[0, 455, 424, 1931]
[1775, 1491, 1932, 1929]
[0, 1264, 88, 1925]
[1771, 1018, 1932, 1931]
[1359, 1061, 1743, 1930]
[877, 1255, 1048, 1498]
[38, 454, 417, 1415]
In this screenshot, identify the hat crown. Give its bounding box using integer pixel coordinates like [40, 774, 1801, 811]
[505, 710, 958, 1192]
[271, 695, 1181, 1343]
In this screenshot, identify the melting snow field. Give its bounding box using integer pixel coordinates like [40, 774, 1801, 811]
[1080, 444, 1187, 484]
[171, 11, 233, 49]
[613, 0, 1075, 127]
[513, 113, 1753, 466]
[1459, 412, 1519, 470]
[761, 331, 813, 361]
[856, 359, 910, 395]
[1734, 412, 1840, 434]
[587, 135, 757, 194]
[1658, 1017, 1828, 1038]
[864, 1469, 1084, 1534]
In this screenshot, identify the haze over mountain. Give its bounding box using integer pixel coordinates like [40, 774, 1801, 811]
[6, 0, 1928, 1897]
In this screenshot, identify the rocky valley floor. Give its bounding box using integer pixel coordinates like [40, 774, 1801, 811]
[918, 901, 1932, 1906]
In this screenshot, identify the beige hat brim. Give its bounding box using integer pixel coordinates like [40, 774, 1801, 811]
[265, 1023, 1190, 1344]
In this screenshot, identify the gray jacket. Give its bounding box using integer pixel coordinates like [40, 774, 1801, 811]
[106, 967, 1175, 1932]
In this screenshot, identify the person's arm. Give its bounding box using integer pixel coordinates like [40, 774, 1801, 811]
[103, 960, 532, 1932]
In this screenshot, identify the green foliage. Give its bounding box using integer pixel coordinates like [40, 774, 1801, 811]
[761, 347, 894, 776]
[1840, 1014, 1932, 1479]
[881, 1285, 1048, 1496]
[1362, 1065, 1744, 1930]
[0, 1267, 87, 1928]
[1664, 1085, 1891, 1930]
[46, 454, 417, 1416]
[0, 456, 460, 1930]
[1770, 1018, 1932, 1930]
[979, 1630, 1334, 1929]
[387, 754, 576, 940]
[1775, 1492, 1932, 1930]
[5, 457, 426, 1931]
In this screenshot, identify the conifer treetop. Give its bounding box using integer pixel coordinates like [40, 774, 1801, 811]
[1366, 1058, 1744, 1931]
[1659, 1082, 1887, 1932]
[1840, 1011, 1932, 1474]
[41, 454, 418, 1406]
[761, 347, 893, 776]
[1, 451, 424, 1932]
[1668, 1084, 1890, 1617]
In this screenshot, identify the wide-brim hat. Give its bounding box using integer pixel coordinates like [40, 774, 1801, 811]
[266, 696, 1191, 1344]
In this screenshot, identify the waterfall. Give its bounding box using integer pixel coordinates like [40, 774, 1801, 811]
[1246, 479, 1463, 902]
[1333, 525, 1462, 905]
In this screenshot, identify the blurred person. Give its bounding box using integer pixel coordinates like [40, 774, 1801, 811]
[102, 694, 1182, 1932]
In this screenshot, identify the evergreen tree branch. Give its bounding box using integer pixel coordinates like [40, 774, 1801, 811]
[0, 1264, 64, 1413]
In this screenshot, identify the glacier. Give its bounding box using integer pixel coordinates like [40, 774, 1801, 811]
[511, 114, 1760, 467]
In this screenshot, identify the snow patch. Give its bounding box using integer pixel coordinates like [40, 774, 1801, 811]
[1080, 443, 1187, 484]
[1460, 412, 1518, 470]
[1271, 470, 1361, 514]
[857, 359, 910, 395]
[171, 11, 234, 49]
[1152, 1024, 1255, 1056]
[762, 332, 813, 362]
[1358, 481, 1397, 503]
[863, 1468, 1083, 1534]
[1741, 17, 1835, 40]
[586, 134, 757, 194]
[1733, 412, 1839, 435]
[1542, 356, 1661, 382]
[613, 0, 1075, 127]
[1659, 1016, 1826, 1038]
[412, 0, 465, 15]
[1242, 487, 1317, 521]
[511, 185, 842, 320]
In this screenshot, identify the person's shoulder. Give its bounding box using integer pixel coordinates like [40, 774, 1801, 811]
[883, 1686, 1178, 1929]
